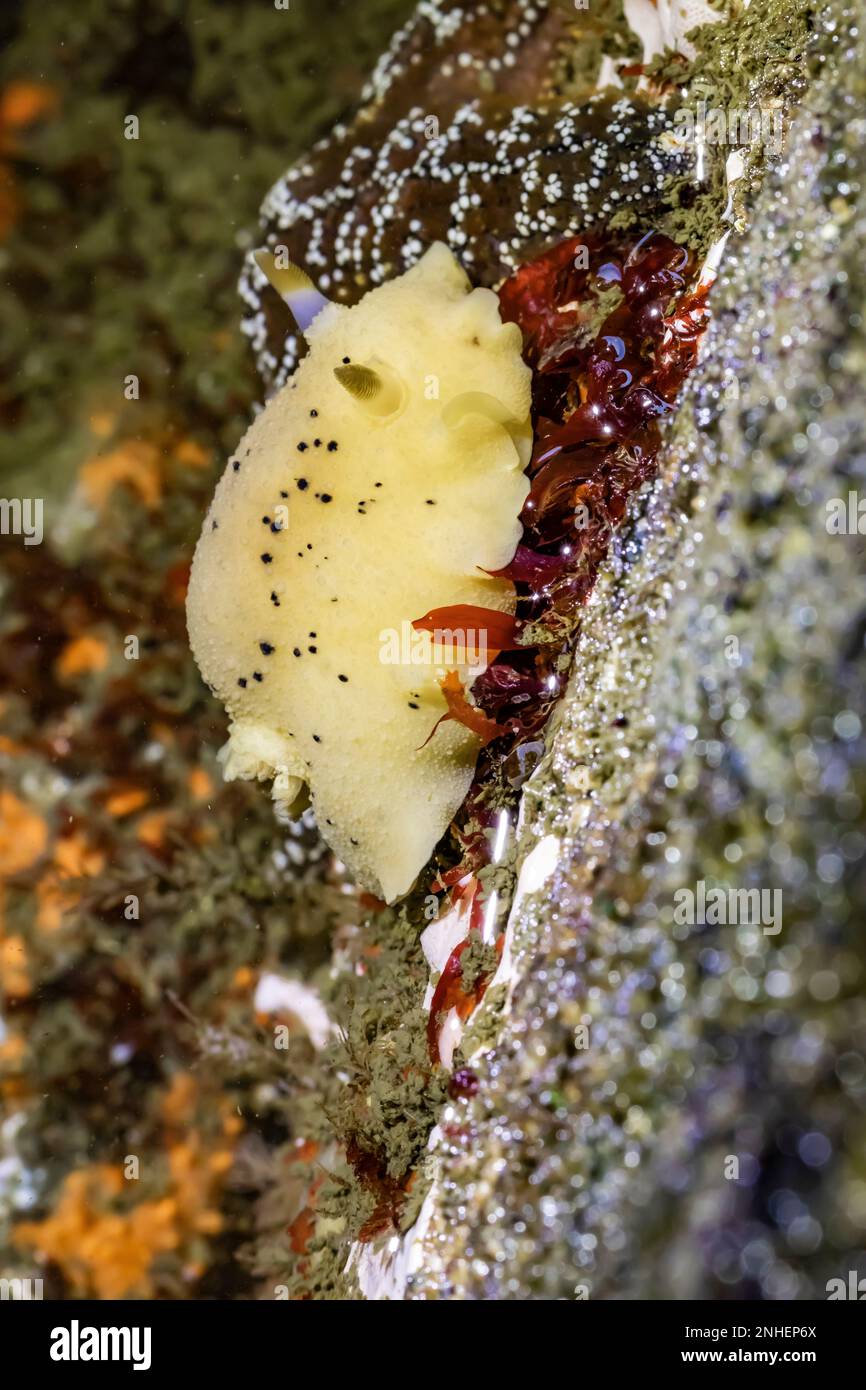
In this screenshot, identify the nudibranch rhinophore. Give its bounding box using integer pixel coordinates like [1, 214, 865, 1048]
[187, 242, 532, 903]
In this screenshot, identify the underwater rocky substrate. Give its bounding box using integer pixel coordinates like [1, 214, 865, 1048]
[4, 0, 854, 1304]
[396, 2, 866, 1301]
[236, 0, 866, 1300]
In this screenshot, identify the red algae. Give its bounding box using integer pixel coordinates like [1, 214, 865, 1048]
[420, 670, 506, 750]
[427, 929, 504, 1065]
[498, 228, 709, 624]
[430, 229, 711, 884]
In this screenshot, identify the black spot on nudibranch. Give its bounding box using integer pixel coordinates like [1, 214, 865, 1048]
[308, 645, 317, 654]
[318, 493, 333, 504]
[260, 642, 274, 655]
[314, 439, 322, 448]
[253, 671, 263, 682]
[327, 441, 338, 452]
[408, 700, 419, 709]
[212, 520, 218, 530]
[262, 516, 271, 525]
[297, 479, 308, 490]
[238, 678, 248, 688]
[232, 461, 240, 472]
[310, 409, 318, 418]
[293, 647, 301, 657]
[313, 734, 321, 743]
[338, 674, 348, 683]
[425, 499, 436, 505]
[261, 553, 273, 564]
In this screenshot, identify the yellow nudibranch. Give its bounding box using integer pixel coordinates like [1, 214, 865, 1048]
[187, 242, 531, 903]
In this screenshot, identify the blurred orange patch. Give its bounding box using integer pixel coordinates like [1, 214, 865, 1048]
[175, 439, 210, 469]
[55, 634, 109, 680]
[0, 81, 58, 137]
[187, 767, 213, 801]
[0, 1032, 27, 1066]
[0, 790, 47, 876]
[15, 1165, 177, 1300]
[0, 932, 30, 998]
[105, 786, 149, 818]
[162, 1072, 197, 1128]
[80, 441, 162, 512]
[232, 965, 255, 992]
[15, 1075, 241, 1298]
[36, 830, 105, 932]
[136, 810, 169, 851]
[89, 411, 116, 440]
[0, 82, 58, 239]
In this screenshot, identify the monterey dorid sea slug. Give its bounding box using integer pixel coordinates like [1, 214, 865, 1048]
[187, 242, 531, 903]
